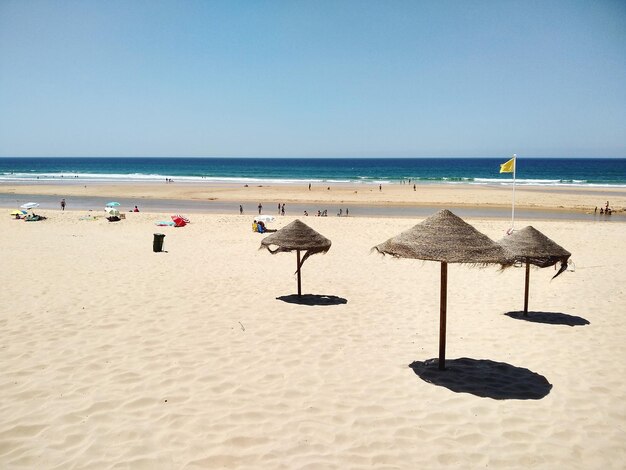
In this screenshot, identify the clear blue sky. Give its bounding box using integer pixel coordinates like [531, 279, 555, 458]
[1, 0, 624, 158]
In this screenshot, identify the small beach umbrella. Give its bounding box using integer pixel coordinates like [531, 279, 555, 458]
[20, 202, 39, 210]
[260, 219, 332, 297]
[105, 202, 121, 207]
[105, 207, 120, 217]
[372, 209, 513, 370]
[498, 226, 571, 315]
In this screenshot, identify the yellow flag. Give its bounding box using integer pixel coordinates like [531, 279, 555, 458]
[500, 157, 515, 173]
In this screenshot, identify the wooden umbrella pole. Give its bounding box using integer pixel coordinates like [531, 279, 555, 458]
[296, 249, 302, 297]
[524, 258, 530, 315]
[439, 262, 448, 371]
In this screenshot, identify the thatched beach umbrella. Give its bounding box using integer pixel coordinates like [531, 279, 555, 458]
[260, 219, 332, 297]
[373, 209, 513, 370]
[498, 226, 571, 315]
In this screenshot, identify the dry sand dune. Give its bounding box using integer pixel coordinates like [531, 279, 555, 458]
[1, 211, 625, 469]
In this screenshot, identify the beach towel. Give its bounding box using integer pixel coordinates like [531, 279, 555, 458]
[156, 221, 175, 226]
[24, 215, 46, 222]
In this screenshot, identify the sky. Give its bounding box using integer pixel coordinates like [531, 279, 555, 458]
[0, 0, 625, 158]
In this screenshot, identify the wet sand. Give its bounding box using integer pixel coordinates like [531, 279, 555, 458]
[1, 180, 624, 220]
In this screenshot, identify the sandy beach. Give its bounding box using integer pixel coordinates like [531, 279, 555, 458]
[1, 199, 625, 468]
[1, 182, 625, 229]
[3, 0, 625, 466]
[1, 181, 626, 214]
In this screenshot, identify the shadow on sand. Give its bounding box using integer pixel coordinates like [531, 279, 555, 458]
[505, 311, 590, 327]
[409, 357, 552, 400]
[276, 294, 348, 306]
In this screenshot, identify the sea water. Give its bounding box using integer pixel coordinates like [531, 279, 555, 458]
[0, 157, 625, 187]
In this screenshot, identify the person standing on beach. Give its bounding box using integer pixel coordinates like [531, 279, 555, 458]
[379, 184, 382, 191]
[60, 198, 66, 211]
[281, 203, 285, 216]
[258, 203, 262, 214]
[308, 183, 311, 190]
[413, 184, 416, 191]
[278, 203, 281, 213]
[239, 205, 243, 215]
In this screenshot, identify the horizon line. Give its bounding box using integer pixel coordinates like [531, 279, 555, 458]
[1, 155, 625, 159]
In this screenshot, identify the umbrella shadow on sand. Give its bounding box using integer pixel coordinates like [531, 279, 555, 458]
[505, 311, 590, 326]
[277, 294, 348, 306]
[409, 358, 552, 400]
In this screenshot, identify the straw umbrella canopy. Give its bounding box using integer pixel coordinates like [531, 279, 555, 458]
[372, 209, 513, 370]
[260, 219, 332, 297]
[498, 226, 571, 315]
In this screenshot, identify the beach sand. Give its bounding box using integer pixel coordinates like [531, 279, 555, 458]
[1, 205, 625, 469]
[2, 181, 625, 214]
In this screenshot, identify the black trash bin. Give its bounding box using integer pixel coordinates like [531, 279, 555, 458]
[153, 233, 165, 252]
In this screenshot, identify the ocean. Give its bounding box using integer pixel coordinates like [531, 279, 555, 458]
[0, 157, 625, 187]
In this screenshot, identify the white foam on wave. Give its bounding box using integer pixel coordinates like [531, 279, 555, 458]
[474, 178, 563, 184]
[0, 172, 357, 185]
[2, 172, 624, 188]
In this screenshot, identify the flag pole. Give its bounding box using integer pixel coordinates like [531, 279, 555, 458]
[511, 154, 516, 232]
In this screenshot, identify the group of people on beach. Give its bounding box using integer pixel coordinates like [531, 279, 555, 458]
[399, 179, 417, 190]
[302, 208, 349, 217]
[244, 203, 350, 218]
[595, 201, 613, 215]
[58, 198, 140, 213]
[307, 209, 329, 217]
[250, 203, 287, 215]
